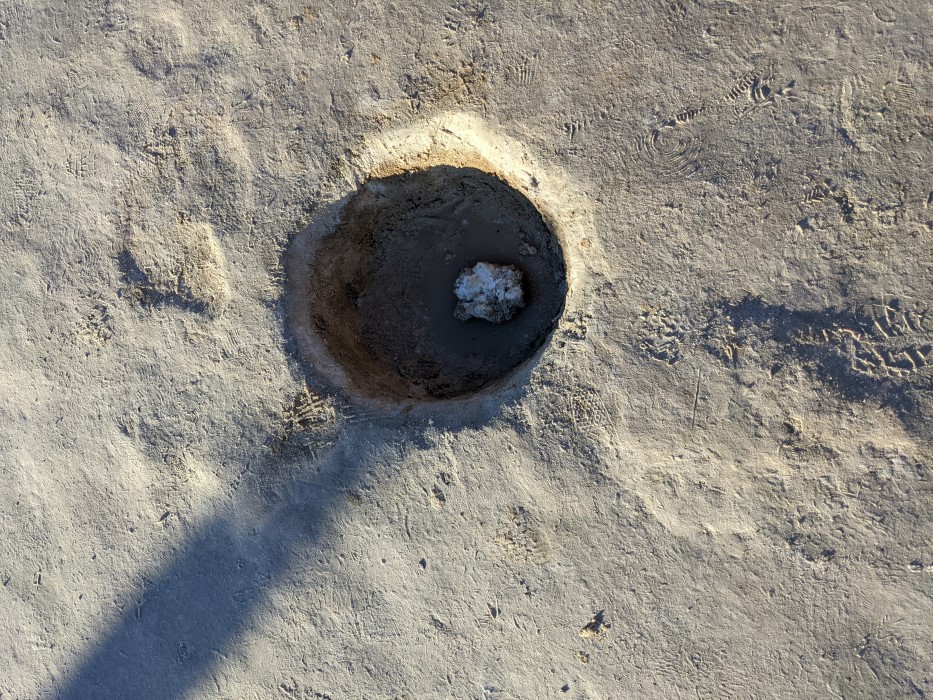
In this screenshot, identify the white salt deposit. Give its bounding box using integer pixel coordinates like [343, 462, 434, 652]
[453, 262, 525, 323]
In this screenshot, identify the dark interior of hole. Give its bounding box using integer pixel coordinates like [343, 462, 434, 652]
[308, 166, 567, 400]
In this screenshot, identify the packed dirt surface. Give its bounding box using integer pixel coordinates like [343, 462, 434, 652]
[0, 1, 930, 699]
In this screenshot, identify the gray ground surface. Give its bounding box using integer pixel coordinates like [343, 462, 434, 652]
[0, 1, 931, 698]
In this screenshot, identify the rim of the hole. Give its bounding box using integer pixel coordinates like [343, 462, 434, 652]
[285, 116, 588, 415]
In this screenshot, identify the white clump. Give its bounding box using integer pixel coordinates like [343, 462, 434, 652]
[453, 262, 525, 324]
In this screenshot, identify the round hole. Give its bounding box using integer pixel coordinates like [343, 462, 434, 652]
[293, 165, 568, 402]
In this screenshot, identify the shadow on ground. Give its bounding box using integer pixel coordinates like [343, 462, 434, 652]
[708, 295, 933, 443]
[51, 387, 514, 700]
[52, 436, 364, 700]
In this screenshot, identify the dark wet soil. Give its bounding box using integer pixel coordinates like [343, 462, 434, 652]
[307, 166, 567, 400]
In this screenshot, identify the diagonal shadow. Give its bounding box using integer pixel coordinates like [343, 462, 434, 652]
[52, 439, 364, 700]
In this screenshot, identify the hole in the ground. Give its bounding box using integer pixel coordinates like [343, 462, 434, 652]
[294, 165, 568, 402]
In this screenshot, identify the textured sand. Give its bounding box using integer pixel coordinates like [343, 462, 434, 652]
[0, 1, 931, 698]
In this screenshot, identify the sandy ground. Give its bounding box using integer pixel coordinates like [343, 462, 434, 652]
[1, 1, 931, 698]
